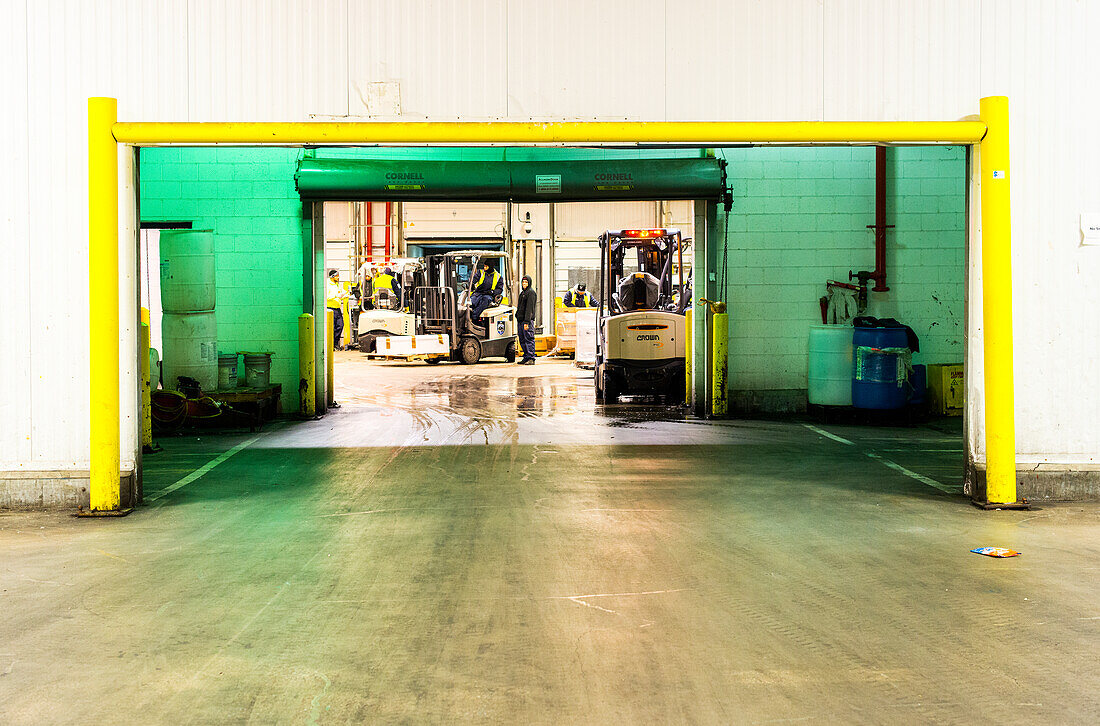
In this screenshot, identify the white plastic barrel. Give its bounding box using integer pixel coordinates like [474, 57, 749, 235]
[159, 230, 216, 312]
[808, 324, 854, 406]
[161, 312, 218, 392]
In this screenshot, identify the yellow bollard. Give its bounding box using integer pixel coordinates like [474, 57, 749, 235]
[298, 313, 316, 417]
[325, 308, 335, 407]
[711, 312, 728, 417]
[139, 321, 152, 448]
[684, 308, 693, 405]
[979, 96, 1021, 507]
[87, 97, 121, 513]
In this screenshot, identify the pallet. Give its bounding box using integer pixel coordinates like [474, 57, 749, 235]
[371, 354, 446, 362]
[207, 384, 282, 430]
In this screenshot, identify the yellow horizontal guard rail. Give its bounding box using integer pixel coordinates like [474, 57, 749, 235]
[112, 120, 986, 146]
[90, 97, 1015, 512]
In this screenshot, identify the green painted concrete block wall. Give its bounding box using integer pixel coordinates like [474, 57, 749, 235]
[140, 147, 304, 413]
[715, 146, 965, 397]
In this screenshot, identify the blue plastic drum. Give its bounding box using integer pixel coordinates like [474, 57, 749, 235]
[852, 326, 910, 409]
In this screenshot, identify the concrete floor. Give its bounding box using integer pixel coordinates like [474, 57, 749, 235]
[1, 353, 1098, 724]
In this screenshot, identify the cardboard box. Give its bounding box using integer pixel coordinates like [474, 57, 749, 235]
[927, 363, 964, 415]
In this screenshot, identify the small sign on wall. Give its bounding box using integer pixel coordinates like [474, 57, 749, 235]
[535, 175, 561, 194]
[1082, 213, 1100, 246]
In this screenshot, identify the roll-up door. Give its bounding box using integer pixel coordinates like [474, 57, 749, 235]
[296, 158, 728, 203]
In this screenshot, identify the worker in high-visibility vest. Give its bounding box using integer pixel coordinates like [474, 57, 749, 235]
[356, 261, 375, 310]
[470, 260, 503, 322]
[563, 282, 593, 308]
[326, 269, 350, 350]
[372, 266, 402, 310]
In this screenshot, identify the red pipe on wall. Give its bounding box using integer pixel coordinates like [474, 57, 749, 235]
[384, 202, 392, 263]
[869, 146, 891, 292]
[365, 201, 373, 266]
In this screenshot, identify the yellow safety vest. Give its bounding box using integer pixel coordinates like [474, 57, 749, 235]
[373, 273, 396, 293]
[475, 269, 501, 292]
[326, 279, 344, 308]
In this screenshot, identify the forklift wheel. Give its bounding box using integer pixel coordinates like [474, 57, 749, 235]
[505, 340, 517, 363]
[603, 372, 621, 403]
[425, 357, 442, 365]
[458, 336, 482, 365]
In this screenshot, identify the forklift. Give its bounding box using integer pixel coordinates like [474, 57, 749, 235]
[356, 257, 427, 353]
[595, 229, 689, 402]
[375, 250, 517, 364]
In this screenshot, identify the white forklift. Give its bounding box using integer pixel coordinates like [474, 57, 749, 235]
[356, 257, 426, 353]
[595, 229, 689, 402]
[375, 250, 517, 364]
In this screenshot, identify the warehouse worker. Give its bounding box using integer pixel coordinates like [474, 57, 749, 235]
[563, 282, 593, 308]
[356, 261, 375, 310]
[516, 275, 537, 365]
[372, 266, 402, 310]
[470, 260, 503, 322]
[326, 269, 349, 351]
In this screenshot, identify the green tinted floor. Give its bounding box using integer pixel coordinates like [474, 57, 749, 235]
[1, 358, 1097, 724]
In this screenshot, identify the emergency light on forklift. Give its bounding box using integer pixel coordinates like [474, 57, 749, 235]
[620, 229, 667, 238]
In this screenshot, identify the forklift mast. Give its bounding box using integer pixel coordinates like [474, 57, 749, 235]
[598, 229, 687, 316]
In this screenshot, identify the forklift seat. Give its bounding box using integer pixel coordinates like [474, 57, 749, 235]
[616, 272, 660, 310]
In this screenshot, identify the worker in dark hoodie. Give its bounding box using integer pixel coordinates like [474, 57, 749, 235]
[516, 274, 537, 365]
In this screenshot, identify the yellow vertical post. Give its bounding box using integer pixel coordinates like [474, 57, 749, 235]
[88, 97, 120, 512]
[298, 313, 316, 416]
[979, 96, 1019, 505]
[711, 312, 728, 417]
[139, 320, 152, 448]
[554, 296, 563, 339]
[684, 308, 693, 405]
[325, 308, 335, 406]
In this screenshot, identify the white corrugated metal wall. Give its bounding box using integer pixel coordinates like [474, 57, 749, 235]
[1, 0, 1098, 475]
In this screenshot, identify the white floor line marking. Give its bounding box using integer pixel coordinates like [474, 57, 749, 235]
[566, 597, 619, 614]
[317, 509, 393, 518]
[551, 588, 688, 602]
[552, 589, 690, 616]
[865, 452, 957, 494]
[146, 435, 260, 502]
[801, 423, 855, 446]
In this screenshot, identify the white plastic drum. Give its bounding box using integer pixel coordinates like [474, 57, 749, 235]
[161, 312, 218, 392]
[808, 324, 854, 406]
[159, 230, 216, 312]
